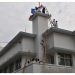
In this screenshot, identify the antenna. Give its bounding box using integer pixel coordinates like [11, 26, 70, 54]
[24, 23, 26, 32]
[25, 27, 26, 32]
[38, 2, 41, 7]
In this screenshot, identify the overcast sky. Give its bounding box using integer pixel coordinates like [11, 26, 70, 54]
[0, 2, 75, 47]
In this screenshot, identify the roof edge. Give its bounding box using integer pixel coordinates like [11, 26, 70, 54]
[0, 32, 36, 57]
[42, 27, 74, 37]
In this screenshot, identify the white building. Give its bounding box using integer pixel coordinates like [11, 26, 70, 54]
[0, 10, 75, 73]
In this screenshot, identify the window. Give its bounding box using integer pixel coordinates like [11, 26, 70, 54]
[15, 58, 21, 70]
[9, 63, 14, 73]
[58, 53, 72, 66]
[47, 55, 54, 64]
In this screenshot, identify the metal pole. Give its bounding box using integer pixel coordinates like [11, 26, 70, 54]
[38, 2, 41, 7]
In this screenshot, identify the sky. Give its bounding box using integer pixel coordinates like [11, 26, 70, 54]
[0, 2, 75, 47]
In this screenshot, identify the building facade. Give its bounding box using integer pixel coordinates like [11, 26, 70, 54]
[0, 11, 75, 73]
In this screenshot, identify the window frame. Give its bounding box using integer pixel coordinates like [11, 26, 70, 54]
[58, 53, 73, 66]
[47, 55, 54, 64]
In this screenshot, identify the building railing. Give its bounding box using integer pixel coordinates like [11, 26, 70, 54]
[13, 62, 75, 73]
[42, 64, 75, 73]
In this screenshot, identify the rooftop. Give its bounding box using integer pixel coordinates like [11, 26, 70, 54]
[29, 12, 51, 21]
[42, 27, 75, 37]
[0, 27, 75, 57]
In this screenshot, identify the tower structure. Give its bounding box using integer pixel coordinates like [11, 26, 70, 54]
[29, 9, 51, 61]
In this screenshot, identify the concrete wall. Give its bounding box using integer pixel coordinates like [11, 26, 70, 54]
[32, 15, 49, 60]
[53, 33, 75, 51]
[42, 64, 75, 73]
[21, 37, 35, 53]
[32, 16, 48, 35]
[48, 33, 54, 49]
[37, 16, 48, 35]
[0, 43, 22, 66]
[0, 37, 35, 66]
[22, 63, 75, 73]
[25, 64, 33, 73]
[21, 63, 42, 73]
[14, 52, 75, 73]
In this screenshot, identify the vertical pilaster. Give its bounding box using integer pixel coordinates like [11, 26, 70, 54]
[30, 12, 51, 61]
[54, 52, 58, 65]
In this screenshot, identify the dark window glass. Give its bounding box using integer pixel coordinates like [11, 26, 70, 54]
[65, 54, 72, 58]
[58, 53, 64, 58]
[15, 58, 21, 70]
[58, 53, 72, 66]
[58, 58, 65, 65]
[65, 58, 72, 66]
[47, 55, 54, 64]
[9, 63, 14, 73]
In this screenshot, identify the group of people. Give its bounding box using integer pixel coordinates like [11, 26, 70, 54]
[31, 5, 46, 15]
[50, 19, 58, 28]
[29, 4, 58, 28]
[24, 58, 41, 67]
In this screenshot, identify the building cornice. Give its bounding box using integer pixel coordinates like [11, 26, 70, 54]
[42, 27, 75, 37]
